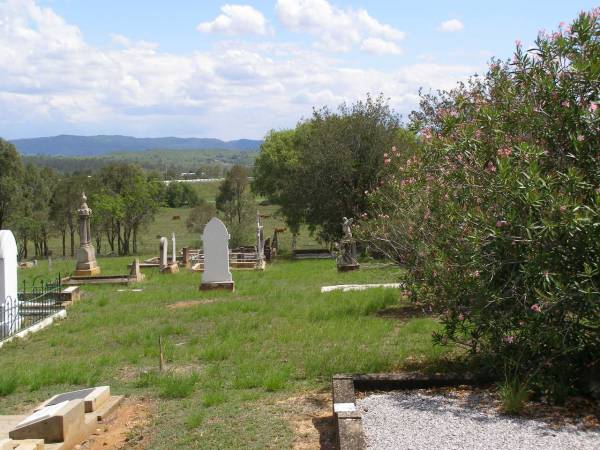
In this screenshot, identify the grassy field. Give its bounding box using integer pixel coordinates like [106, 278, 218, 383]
[0, 257, 449, 448]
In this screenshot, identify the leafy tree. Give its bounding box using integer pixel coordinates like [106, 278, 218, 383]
[165, 182, 199, 207]
[186, 198, 217, 234]
[96, 164, 160, 255]
[0, 138, 24, 229]
[253, 95, 400, 243]
[50, 175, 90, 256]
[252, 129, 304, 235]
[216, 165, 255, 247]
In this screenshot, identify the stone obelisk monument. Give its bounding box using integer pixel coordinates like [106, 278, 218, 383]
[74, 193, 101, 276]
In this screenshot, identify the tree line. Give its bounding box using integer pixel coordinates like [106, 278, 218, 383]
[0, 139, 201, 258]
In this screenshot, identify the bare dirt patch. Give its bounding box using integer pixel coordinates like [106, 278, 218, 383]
[376, 303, 433, 320]
[279, 391, 337, 450]
[81, 397, 153, 450]
[167, 299, 216, 309]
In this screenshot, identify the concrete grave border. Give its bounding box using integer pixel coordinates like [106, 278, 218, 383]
[0, 310, 66, 349]
[331, 372, 495, 450]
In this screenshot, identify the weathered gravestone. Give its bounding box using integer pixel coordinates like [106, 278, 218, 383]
[159, 237, 167, 269]
[200, 218, 234, 291]
[159, 237, 178, 274]
[171, 233, 177, 265]
[129, 258, 144, 282]
[159, 236, 179, 273]
[74, 193, 101, 276]
[0, 230, 20, 337]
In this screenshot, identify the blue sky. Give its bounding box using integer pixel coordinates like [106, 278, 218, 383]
[0, 0, 596, 140]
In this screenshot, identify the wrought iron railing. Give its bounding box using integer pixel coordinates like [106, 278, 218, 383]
[0, 275, 64, 342]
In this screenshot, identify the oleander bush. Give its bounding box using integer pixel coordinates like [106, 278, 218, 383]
[359, 10, 600, 402]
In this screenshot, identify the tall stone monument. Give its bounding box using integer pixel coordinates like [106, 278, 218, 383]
[200, 217, 234, 291]
[74, 193, 101, 276]
[0, 229, 20, 336]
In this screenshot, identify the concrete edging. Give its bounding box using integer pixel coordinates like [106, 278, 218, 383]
[332, 372, 495, 450]
[0, 310, 67, 349]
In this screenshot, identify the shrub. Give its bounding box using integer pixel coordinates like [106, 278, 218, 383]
[360, 10, 600, 401]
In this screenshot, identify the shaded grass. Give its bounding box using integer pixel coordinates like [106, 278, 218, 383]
[3, 257, 449, 448]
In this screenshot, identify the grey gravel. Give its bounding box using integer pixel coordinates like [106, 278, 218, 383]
[357, 391, 600, 450]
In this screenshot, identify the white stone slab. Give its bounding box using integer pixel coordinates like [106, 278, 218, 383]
[334, 402, 357, 413]
[16, 401, 69, 429]
[320, 283, 403, 293]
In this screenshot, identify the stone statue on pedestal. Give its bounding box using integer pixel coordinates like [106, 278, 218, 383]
[336, 217, 360, 272]
[74, 193, 101, 276]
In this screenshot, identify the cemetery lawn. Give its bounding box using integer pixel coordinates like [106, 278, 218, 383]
[0, 257, 450, 449]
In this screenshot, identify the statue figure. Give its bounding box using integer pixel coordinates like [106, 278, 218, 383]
[342, 217, 354, 240]
[336, 217, 359, 271]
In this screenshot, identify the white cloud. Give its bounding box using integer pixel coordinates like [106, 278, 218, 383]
[0, 0, 481, 140]
[439, 19, 464, 32]
[360, 38, 402, 56]
[197, 4, 269, 36]
[276, 0, 405, 53]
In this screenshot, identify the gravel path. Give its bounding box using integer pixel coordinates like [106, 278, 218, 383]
[357, 391, 600, 450]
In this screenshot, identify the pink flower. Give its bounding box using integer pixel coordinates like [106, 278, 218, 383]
[497, 147, 512, 157]
[577, 134, 585, 142]
[458, 313, 465, 321]
[503, 335, 515, 344]
[384, 158, 391, 165]
[383, 153, 388, 158]
[561, 100, 570, 108]
[531, 304, 542, 313]
[391, 146, 398, 153]
[590, 103, 598, 112]
[559, 206, 567, 212]
[496, 220, 509, 228]
[472, 270, 480, 278]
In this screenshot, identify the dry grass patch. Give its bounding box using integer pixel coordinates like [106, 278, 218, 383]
[279, 391, 337, 450]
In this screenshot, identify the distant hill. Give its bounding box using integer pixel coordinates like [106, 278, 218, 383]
[10, 135, 263, 156]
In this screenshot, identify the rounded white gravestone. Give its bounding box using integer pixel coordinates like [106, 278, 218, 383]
[0, 230, 20, 335]
[201, 218, 233, 284]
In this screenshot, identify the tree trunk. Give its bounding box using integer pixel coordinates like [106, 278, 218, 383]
[61, 230, 66, 257]
[132, 226, 138, 254]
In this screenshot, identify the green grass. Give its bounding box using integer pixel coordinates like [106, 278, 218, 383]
[1, 257, 450, 448]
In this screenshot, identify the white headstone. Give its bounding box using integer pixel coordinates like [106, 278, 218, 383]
[171, 233, 176, 265]
[0, 230, 20, 336]
[201, 218, 232, 284]
[159, 237, 168, 269]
